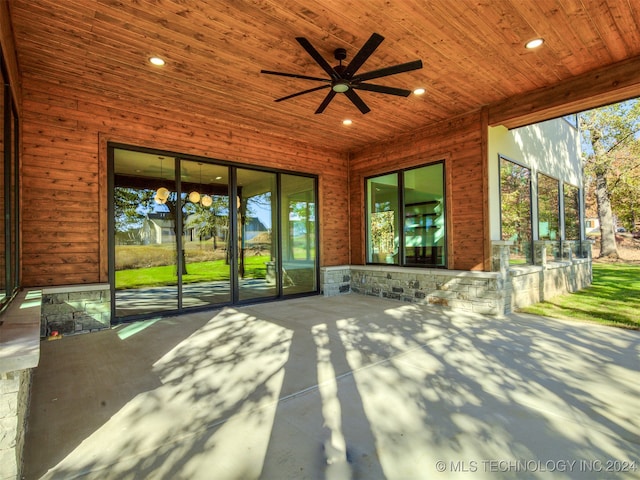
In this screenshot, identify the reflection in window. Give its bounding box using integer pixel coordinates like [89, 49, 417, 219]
[563, 183, 580, 241]
[281, 174, 316, 295]
[403, 164, 445, 266]
[500, 157, 532, 264]
[112, 148, 318, 320]
[236, 169, 278, 302]
[114, 154, 178, 317]
[0, 60, 20, 309]
[366, 162, 446, 267]
[538, 173, 560, 241]
[367, 173, 399, 264]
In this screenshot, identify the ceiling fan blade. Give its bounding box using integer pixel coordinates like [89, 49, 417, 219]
[352, 83, 412, 97]
[261, 70, 331, 83]
[344, 89, 371, 114]
[296, 37, 339, 80]
[275, 85, 330, 102]
[342, 33, 384, 79]
[353, 60, 423, 82]
[315, 90, 337, 114]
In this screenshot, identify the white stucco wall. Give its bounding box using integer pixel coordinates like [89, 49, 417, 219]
[488, 117, 582, 241]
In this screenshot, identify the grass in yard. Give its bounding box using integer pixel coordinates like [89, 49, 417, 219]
[521, 262, 640, 329]
[116, 256, 270, 289]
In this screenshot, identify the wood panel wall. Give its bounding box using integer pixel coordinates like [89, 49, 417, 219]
[20, 78, 349, 287]
[349, 110, 488, 271]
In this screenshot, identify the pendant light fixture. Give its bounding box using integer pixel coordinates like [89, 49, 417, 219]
[201, 193, 213, 207]
[188, 190, 201, 203]
[188, 163, 212, 207]
[155, 157, 170, 204]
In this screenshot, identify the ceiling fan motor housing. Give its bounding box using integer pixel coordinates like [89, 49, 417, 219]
[261, 33, 423, 114]
[334, 48, 347, 61]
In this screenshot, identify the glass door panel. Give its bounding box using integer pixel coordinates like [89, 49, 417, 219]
[281, 174, 316, 295]
[181, 160, 231, 308]
[237, 169, 277, 302]
[114, 150, 178, 317]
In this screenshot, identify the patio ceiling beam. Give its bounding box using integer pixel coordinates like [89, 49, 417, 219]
[488, 55, 640, 130]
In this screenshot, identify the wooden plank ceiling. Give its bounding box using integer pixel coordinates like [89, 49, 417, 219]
[9, 0, 640, 152]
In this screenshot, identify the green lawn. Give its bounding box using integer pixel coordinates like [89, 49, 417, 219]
[116, 256, 270, 289]
[521, 262, 640, 329]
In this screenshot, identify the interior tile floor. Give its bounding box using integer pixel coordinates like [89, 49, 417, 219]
[23, 295, 640, 479]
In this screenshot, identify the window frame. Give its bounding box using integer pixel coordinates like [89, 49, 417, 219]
[365, 160, 447, 268]
[562, 182, 581, 241]
[108, 142, 320, 323]
[498, 155, 533, 265]
[0, 55, 20, 312]
[536, 172, 561, 242]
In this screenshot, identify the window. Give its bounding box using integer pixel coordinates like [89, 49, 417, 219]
[0, 58, 20, 310]
[366, 162, 446, 267]
[563, 183, 580, 240]
[537, 173, 561, 262]
[537, 173, 560, 242]
[499, 157, 532, 264]
[367, 173, 398, 264]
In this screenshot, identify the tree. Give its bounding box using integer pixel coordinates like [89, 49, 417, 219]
[114, 186, 188, 273]
[608, 144, 640, 231]
[114, 187, 154, 234]
[580, 100, 640, 258]
[185, 196, 230, 253]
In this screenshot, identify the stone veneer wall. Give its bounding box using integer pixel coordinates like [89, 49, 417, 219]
[0, 369, 31, 480]
[321, 265, 505, 315]
[320, 266, 352, 297]
[320, 243, 592, 316]
[0, 290, 41, 480]
[40, 284, 111, 337]
[508, 260, 592, 313]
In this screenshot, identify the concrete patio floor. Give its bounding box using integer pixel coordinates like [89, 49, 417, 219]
[23, 295, 640, 479]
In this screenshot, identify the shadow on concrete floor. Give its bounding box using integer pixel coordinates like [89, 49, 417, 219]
[23, 295, 640, 479]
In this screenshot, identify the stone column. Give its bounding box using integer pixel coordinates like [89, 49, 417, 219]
[562, 240, 574, 261]
[534, 241, 547, 266]
[491, 241, 513, 314]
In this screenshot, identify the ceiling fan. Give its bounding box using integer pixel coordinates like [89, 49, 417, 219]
[261, 33, 423, 114]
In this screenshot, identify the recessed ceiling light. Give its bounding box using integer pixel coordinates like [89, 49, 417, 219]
[525, 38, 544, 49]
[413, 88, 426, 95]
[342, 119, 353, 126]
[215, 176, 222, 180]
[149, 56, 166, 66]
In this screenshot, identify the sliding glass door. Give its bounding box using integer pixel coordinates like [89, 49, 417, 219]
[181, 160, 232, 308]
[111, 146, 318, 321]
[113, 153, 178, 317]
[281, 174, 317, 295]
[236, 169, 278, 302]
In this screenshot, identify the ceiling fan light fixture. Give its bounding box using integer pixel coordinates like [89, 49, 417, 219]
[332, 81, 350, 93]
[525, 38, 544, 49]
